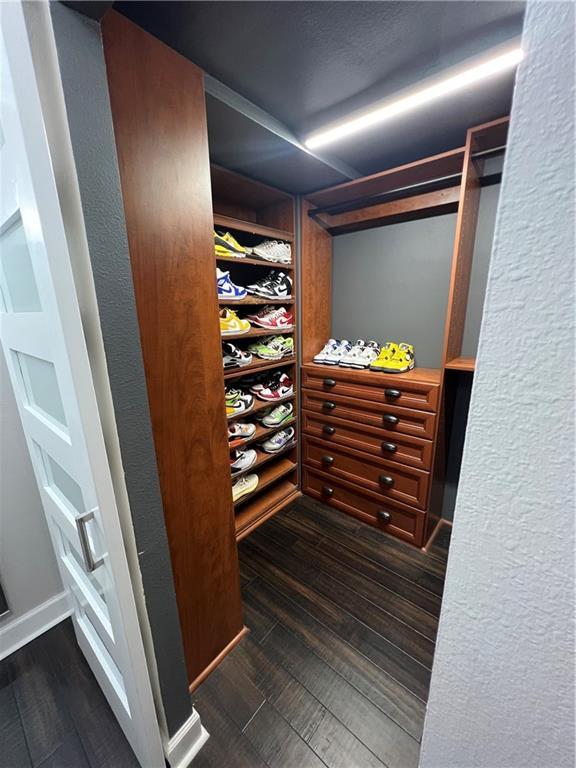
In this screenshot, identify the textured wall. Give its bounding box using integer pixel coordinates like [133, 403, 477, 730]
[420, 2, 575, 766]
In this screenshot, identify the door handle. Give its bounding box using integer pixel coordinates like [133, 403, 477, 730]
[322, 425, 336, 435]
[76, 509, 104, 573]
[385, 388, 401, 399]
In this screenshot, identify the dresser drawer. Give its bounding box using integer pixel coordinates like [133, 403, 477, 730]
[302, 389, 436, 440]
[302, 366, 439, 413]
[303, 467, 426, 546]
[302, 410, 433, 471]
[302, 436, 429, 510]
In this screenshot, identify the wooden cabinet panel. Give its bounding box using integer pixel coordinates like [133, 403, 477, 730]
[301, 389, 436, 440]
[302, 436, 429, 510]
[303, 468, 426, 546]
[302, 410, 433, 471]
[302, 365, 439, 413]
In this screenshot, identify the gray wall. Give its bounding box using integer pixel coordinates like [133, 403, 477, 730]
[420, 2, 575, 766]
[332, 184, 499, 368]
[48, 2, 192, 736]
[0, 351, 63, 637]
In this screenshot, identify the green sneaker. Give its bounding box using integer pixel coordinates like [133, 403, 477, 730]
[248, 336, 282, 360]
[261, 401, 294, 427]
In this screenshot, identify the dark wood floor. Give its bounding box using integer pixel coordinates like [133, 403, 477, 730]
[192, 497, 450, 768]
[0, 620, 139, 768]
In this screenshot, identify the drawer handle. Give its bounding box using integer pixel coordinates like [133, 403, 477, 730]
[385, 388, 401, 399]
[322, 425, 336, 435]
[322, 401, 336, 410]
[383, 414, 399, 425]
[322, 455, 335, 466]
[377, 510, 391, 524]
[379, 474, 394, 487]
[381, 441, 397, 453]
[323, 378, 336, 388]
[322, 485, 334, 497]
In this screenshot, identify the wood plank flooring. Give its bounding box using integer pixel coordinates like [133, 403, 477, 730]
[193, 497, 449, 768]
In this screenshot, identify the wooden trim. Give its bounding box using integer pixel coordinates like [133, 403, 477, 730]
[445, 356, 475, 372]
[236, 487, 301, 541]
[188, 627, 249, 692]
[301, 199, 333, 363]
[214, 213, 293, 242]
[422, 517, 453, 553]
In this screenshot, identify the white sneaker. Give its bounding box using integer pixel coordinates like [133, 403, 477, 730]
[261, 426, 296, 453]
[314, 339, 338, 365]
[232, 473, 259, 502]
[324, 340, 351, 366]
[339, 339, 366, 368]
[252, 240, 292, 264]
[357, 340, 381, 368]
[230, 448, 257, 475]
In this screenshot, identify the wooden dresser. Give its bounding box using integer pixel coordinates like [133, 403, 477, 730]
[301, 363, 441, 547]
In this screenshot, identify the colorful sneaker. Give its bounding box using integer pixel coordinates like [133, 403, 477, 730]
[247, 306, 293, 331]
[222, 342, 252, 369]
[230, 447, 257, 474]
[261, 401, 294, 427]
[257, 373, 293, 401]
[220, 308, 251, 336]
[324, 339, 351, 365]
[217, 268, 247, 301]
[314, 339, 338, 365]
[339, 339, 380, 369]
[248, 336, 283, 361]
[261, 426, 296, 454]
[369, 342, 399, 372]
[246, 271, 292, 299]
[249, 370, 283, 394]
[379, 342, 415, 373]
[214, 230, 247, 258]
[232, 473, 259, 502]
[226, 389, 254, 418]
[252, 240, 292, 264]
[228, 422, 257, 443]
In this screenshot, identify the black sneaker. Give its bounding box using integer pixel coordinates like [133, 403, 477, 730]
[222, 342, 253, 369]
[246, 271, 292, 299]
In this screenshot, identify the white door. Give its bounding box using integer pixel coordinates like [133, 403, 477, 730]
[0, 6, 164, 766]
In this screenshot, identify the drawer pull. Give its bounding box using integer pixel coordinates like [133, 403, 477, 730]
[383, 414, 399, 425]
[381, 441, 397, 453]
[321, 455, 335, 466]
[322, 485, 334, 497]
[323, 378, 336, 388]
[385, 388, 401, 399]
[322, 401, 336, 410]
[322, 425, 336, 435]
[377, 510, 391, 524]
[379, 475, 395, 487]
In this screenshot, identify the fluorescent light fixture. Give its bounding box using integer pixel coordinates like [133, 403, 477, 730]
[305, 46, 523, 149]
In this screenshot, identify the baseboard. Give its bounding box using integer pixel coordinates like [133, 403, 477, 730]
[165, 709, 209, 768]
[0, 591, 71, 660]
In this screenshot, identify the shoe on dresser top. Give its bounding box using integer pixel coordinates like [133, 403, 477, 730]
[339, 339, 380, 369]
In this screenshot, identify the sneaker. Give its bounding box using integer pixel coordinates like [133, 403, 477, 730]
[248, 370, 283, 394]
[262, 401, 294, 427]
[222, 342, 252, 369]
[375, 342, 415, 373]
[220, 308, 251, 336]
[261, 426, 295, 454]
[230, 447, 257, 474]
[246, 271, 292, 299]
[324, 339, 352, 365]
[214, 230, 247, 258]
[252, 240, 292, 264]
[249, 335, 293, 360]
[217, 268, 247, 301]
[339, 339, 380, 369]
[232, 473, 259, 502]
[228, 422, 257, 443]
[257, 373, 293, 401]
[247, 306, 293, 331]
[339, 339, 366, 368]
[314, 339, 338, 365]
[226, 389, 254, 418]
[369, 342, 399, 372]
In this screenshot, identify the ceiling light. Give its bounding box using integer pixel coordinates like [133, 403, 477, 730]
[305, 46, 524, 150]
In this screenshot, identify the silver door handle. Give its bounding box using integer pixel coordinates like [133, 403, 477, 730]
[76, 509, 104, 572]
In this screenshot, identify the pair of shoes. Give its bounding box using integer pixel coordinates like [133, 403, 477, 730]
[230, 446, 257, 474]
[246, 270, 292, 299]
[220, 307, 251, 335]
[217, 268, 247, 301]
[232, 473, 259, 502]
[222, 342, 252, 369]
[258, 401, 294, 427]
[251, 240, 292, 264]
[370, 342, 415, 373]
[260, 426, 295, 454]
[226, 386, 254, 418]
[249, 371, 293, 401]
[214, 231, 250, 259]
[315, 338, 377, 367]
[247, 305, 293, 331]
[228, 421, 257, 446]
[248, 335, 293, 360]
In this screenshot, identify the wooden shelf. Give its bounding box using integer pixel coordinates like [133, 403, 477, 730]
[445, 356, 475, 372]
[221, 327, 295, 341]
[229, 417, 297, 449]
[216, 255, 294, 271]
[235, 482, 300, 541]
[233, 457, 297, 508]
[214, 213, 294, 243]
[224, 357, 295, 381]
[227, 393, 295, 423]
[302, 361, 442, 386]
[231, 439, 297, 479]
[219, 297, 294, 306]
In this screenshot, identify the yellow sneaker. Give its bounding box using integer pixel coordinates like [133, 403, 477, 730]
[369, 342, 398, 371]
[376, 342, 415, 373]
[214, 230, 247, 258]
[220, 308, 251, 336]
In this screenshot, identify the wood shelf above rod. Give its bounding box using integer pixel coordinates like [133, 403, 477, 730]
[214, 213, 294, 242]
[216, 255, 295, 270]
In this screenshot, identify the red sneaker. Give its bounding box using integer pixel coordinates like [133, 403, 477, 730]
[257, 373, 294, 401]
[248, 306, 294, 331]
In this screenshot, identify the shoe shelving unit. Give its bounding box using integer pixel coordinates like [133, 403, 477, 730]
[211, 164, 301, 540]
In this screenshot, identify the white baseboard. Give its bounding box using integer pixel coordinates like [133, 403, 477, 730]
[166, 709, 210, 768]
[0, 590, 71, 660]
